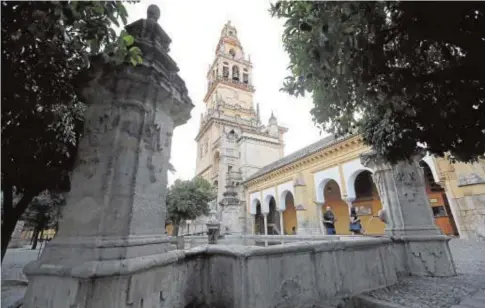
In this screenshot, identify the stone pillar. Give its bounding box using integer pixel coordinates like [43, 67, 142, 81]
[361, 151, 456, 277]
[23, 5, 194, 307]
[278, 209, 284, 235]
[8, 220, 25, 248]
[250, 214, 256, 235]
[314, 201, 325, 235]
[263, 213, 268, 236]
[343, 197, 355, 214]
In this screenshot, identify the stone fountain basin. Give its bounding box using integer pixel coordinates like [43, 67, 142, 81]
[23, 237, 398, 308]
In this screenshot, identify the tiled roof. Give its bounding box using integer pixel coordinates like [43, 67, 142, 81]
[243, 134, 355, 183]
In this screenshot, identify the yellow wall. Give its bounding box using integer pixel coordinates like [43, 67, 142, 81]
[352, 198, 385, 234]
[245, 135, 484, 236]
[282, 196, 297, 234]
[247, 135, 371, 234]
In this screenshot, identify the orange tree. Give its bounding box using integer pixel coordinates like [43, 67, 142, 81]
[270, 1, 484, 163]
[1, 1, 142, 261]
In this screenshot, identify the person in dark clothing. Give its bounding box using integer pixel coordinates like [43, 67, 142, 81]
[322, 206, 337, 235]
[349, 206, 363, 235]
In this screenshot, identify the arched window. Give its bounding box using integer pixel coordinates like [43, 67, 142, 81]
[232, 66, 239, 81]
[229, 49, 236, 58]
[243, 73, 249, 84]
[223, 65, 229, 78]
[228, 130, 236, 141]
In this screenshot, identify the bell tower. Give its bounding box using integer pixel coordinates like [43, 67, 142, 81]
[195, 22, 287, 232]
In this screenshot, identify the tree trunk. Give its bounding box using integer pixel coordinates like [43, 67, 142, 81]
[1, 186, 37, 262]
[31, 228, 40, 250]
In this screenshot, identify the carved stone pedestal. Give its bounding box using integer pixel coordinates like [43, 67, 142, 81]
[362, 152, 456, 277]
[23, 5, 194, 307]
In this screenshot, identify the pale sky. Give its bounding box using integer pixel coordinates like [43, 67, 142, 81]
[126, 1, 323, 185]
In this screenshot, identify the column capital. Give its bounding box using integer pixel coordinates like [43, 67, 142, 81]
[313, 200, 324, 207]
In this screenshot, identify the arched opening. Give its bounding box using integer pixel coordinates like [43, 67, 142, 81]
[352, 171, 385, 234]
[213, 151, 220, 177]
[420, 161, 458, 235]
[282, 192, 297, 235]
[227, 130, 236, 142]
[243, 73, 249, 84]
[222, 63, 229, 78]
[229, 48, 236, 58]
[213, 180, 218, 195]
[254, 201, 264, 235]
[232, 65, 239, 81]
[267, 196, 280, 235]
[321, 180, 349, 234]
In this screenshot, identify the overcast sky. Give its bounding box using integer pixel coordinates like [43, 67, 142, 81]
[126, 0, 324, 185]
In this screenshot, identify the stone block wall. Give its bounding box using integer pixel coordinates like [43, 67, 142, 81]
[454, 194, 485, 240]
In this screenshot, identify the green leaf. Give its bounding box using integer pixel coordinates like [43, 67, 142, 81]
[123, 34, 135, 47]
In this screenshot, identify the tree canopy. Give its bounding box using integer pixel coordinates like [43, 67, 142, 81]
[270, 1, 485, 163]
[1, 1, 141, 261]
[166, 177, 215, 236]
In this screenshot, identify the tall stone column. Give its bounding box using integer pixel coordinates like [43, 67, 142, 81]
[314, 201, 325, 235]
[23, 5, 194, 307]
[361, 151, 456, 277]
[263, 213, 268, 236]
[278, 209, 284, 234]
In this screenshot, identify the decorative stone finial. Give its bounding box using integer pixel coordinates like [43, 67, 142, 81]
[147, 4, 160, 21]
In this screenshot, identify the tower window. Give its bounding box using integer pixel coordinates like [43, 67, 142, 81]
[229, 31, 234, 36]
[229, 49, 236, 58]
[243, 73, 248, 84]
[223, 66, 229, 78]
[232, 65, 239, 81]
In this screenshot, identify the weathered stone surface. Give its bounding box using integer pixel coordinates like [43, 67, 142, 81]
[8, 220, 25, 249]
[361, 152, 456, 277]
[454, 194, 485, 240]
[22, 5, 193, 307]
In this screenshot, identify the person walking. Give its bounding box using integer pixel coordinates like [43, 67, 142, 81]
[349, 206, 363, 235]
[322, 206, 337, 235]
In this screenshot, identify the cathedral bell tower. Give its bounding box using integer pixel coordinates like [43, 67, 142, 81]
[195, 21, 287, 233]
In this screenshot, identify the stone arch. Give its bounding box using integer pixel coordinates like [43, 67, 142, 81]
[277, 181, 294, 211]
[262, 188, 276, 214]
[346, 168, 374, 201]
[314, 167, 341, 203]
[213, 151, 220, 171]
[320, 179, 350, 235]
[422, 154, 440, 183]
[419, 160, 459, 235]
[351, 170, 385, 234]
[266, 196, 280, 235]
[254, 200, 264, 235]
[249, 194, 261, 215]
[282, 192, 297, 235]
[232, 65, 239, 81]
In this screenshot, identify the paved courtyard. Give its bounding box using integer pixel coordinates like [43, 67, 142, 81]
[1, 239, 485, 308]
[364, 239, 485, 308]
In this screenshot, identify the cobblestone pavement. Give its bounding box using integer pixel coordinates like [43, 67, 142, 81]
[1, 239, 484, 308]
[365, 239, 485, 308]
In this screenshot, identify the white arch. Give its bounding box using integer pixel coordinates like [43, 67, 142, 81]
[249, 191, 262, 215]
[277, 181, 294, 211]
[422, 154, 440, 183]
[342, 158, 374, 200]
[314, 167, 342, 203]
[262, 187, 276, 214]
